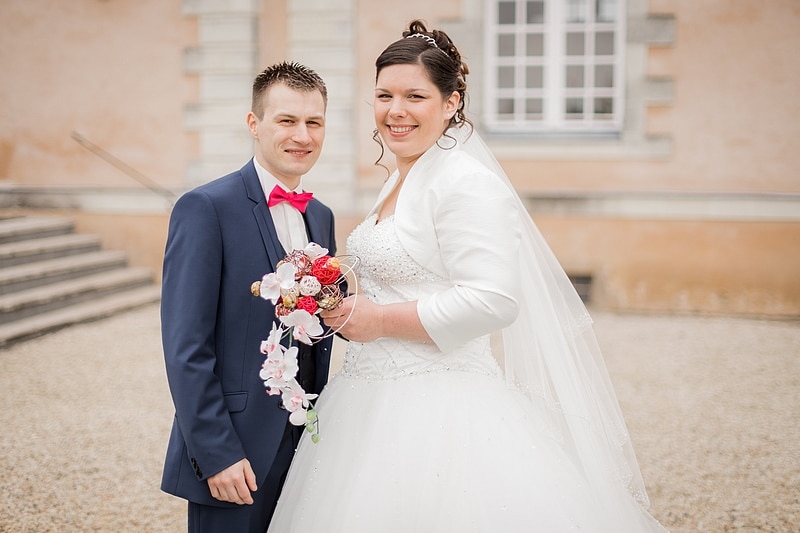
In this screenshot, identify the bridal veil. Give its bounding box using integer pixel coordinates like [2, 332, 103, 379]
[454, 126, 664, 530]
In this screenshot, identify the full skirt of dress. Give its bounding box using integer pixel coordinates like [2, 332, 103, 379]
[267, 214, 665, 532]
[268, 366, 663, 532]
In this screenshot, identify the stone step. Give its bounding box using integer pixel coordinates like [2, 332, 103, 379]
[0, 214, 163, 346]
[0, 284, 162, 347]
[0, 267, 154, 324]
[0, 250, 128, 295]
[0, 233, 102, 268]
[0, 216, 74, 244]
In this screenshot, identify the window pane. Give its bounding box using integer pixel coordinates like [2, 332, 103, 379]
[596, 0, 617, 22]
[566, 0, 586, 22]
[526, 98, 543, 114]
[498, 98, 515, 115]
[595, 32, 614, 55]
[594, 97, 613, 115]
[526, 1, 544, 23]
[526, 66, 544, 88]
[498, 66, 515, 88]
[498, 1, 516, 24]
[526, 33, 544, 56]
[566, 32, 585, 55]
[498, 34, 516, 56]
[566, 65, 584, 88]
[594, 65, 613, 87]
[485, 0, 624, 131]
[565, 97, 583, 118]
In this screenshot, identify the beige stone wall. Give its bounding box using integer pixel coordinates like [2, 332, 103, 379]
[0, 1, 192, 284]
[504, 0, 800, 194]
[346, 0, 800, 317]
[1, 0, 797, 316]
[527, 0, 800, 316]
[0, 1, 197, 190]
[538, 215, 800, 317]
[354, 0, 463, 186]
[257, 0, 288, 66]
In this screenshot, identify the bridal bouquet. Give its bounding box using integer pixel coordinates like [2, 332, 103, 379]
[251, 242, 349, 442]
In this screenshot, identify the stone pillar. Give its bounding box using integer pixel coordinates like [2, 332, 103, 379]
[182, 0, 261, 186]
[286, 0, 357, 216]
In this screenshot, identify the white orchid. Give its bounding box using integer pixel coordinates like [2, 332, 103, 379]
[262, 376, 284, 396]
[260, 346, 299, 383]
[258, 325, 320, 440]
[280, 309, 324, 345]
[258, 262, 298, 304]
[304, 242, 328, 260]
[259, 323, 285, 357]
[252, 241, 345, 443]
[281, 379, 319, 426]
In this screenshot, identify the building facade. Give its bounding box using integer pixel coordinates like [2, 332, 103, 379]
[1, 0, 798, 316]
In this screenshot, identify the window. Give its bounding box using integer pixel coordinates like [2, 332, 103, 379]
[484, 0, 625, 134]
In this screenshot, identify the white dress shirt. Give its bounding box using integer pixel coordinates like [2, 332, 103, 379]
[253, 158, 309, 253]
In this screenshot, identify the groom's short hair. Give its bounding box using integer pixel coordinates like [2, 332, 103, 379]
[251, 61, 328, 118]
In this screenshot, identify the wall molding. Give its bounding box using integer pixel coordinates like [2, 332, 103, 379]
[525, 191, 800, 222]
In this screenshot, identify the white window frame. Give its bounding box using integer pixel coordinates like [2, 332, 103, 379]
[483, 0, 626, 135]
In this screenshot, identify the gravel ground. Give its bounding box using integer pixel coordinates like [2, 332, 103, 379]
[1, 303, 798, 532]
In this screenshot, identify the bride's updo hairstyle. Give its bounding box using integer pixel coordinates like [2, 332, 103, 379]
[373, 20, 472, 167]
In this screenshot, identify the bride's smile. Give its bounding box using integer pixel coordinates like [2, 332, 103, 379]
[374, 63, 458, 176]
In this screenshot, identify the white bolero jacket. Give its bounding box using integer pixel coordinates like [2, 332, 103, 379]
[367, 140, 523, 352]
[366, 137, 664, 523]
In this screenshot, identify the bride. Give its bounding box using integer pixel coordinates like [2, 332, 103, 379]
[267, 20, 667, 532]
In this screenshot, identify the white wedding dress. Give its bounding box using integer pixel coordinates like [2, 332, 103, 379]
[267, 212, 666, 532]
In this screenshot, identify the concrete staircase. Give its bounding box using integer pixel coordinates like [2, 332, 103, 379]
[0, 216, 161, 347]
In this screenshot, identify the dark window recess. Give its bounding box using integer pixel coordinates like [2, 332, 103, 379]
[568, 274, 593, 303]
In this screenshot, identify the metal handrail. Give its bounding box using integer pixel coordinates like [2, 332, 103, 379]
[70, 131, 177, 206]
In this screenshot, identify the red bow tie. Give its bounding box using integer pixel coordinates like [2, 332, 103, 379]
[267, 185, 314, 213]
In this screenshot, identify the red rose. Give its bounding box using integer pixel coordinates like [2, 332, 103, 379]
[296, 295, 319, 314]
[311, 256, 341, 285]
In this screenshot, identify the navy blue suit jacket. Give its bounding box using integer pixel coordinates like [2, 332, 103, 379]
[160, 160, 336, 506]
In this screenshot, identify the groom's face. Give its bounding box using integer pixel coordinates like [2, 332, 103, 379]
[247, 83, 326, 189]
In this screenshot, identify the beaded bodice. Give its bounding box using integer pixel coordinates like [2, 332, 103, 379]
[340, 214, 502, 381]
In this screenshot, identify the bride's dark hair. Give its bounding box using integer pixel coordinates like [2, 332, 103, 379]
[372, 20, 472, 171]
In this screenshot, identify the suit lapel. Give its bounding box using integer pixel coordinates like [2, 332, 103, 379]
[242, 161, 285, 270]
[304, 202, 327, 250]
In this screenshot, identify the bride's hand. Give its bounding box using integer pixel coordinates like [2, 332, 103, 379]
[320, 295, 383, 342]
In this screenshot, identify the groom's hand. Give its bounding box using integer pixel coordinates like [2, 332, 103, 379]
[207, 458, 258, 505]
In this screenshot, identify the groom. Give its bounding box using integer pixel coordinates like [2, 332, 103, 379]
[160, 62, 336, 532]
